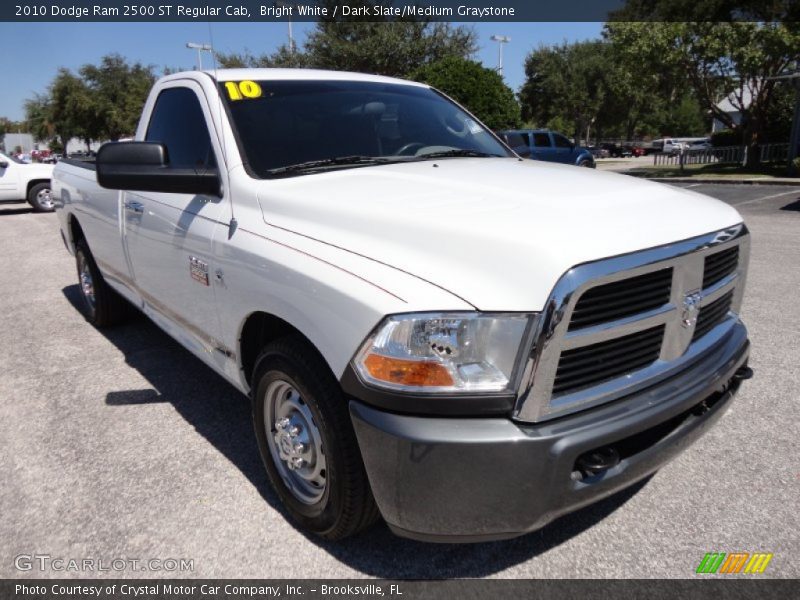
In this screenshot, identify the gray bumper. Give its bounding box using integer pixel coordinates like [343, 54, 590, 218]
[349, 321, 750, 543]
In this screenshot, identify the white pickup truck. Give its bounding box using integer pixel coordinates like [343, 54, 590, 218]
[0, 152, 54, 211]
[53, 69, 752, 543]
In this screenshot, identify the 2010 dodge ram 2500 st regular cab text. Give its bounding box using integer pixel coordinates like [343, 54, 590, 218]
[53, 69, 753, 542]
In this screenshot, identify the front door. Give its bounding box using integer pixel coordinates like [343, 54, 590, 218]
[122, 83, 231, 362]
[0, 154, 21, 200]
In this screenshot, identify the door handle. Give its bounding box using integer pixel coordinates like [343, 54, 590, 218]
[124, 200, 144, 214]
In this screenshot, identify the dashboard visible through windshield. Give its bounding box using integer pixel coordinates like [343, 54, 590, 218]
[219, 79, 512, 178]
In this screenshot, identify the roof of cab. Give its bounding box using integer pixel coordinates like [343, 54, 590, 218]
[159, 68, 428, 88]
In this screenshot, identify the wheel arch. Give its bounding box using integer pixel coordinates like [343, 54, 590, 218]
[238, 311, 337, 392]
[66, 212, 85, 253]
[26, 178, 51, 198]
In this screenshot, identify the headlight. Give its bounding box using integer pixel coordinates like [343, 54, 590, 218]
[353, 312, 535, 393]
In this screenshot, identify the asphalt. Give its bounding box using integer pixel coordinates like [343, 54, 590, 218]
[1, 183, 798, 579]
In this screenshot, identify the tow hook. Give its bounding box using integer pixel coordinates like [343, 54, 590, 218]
[733, 365, 754, 381]
[574, 446, 620, 480]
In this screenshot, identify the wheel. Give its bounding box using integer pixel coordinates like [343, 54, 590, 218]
[28, 182, 55, 212]
[252, 336, 379, 540]
[74, 239, 130, 327]
[578, 159, 594, 168]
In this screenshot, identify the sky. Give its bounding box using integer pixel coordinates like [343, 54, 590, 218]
[0, 21, 603, 121]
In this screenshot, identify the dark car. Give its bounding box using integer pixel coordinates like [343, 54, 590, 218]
[497, 129, 595, 167]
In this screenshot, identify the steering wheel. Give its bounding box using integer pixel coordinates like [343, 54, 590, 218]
[444, 116, 469, 137]
[394, 142, 426, 156]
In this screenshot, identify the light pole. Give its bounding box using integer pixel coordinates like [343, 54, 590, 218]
[186, 42, 213, 70]
[490, 35, 511, 77]
[275, 1, 295, 53]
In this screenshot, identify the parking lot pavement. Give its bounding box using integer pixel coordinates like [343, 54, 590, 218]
[1, 182, 799, 580]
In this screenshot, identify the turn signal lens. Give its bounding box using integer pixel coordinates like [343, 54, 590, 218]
[363, 354, 455, 387]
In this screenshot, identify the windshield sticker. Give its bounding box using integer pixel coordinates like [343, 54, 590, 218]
[224, 80, 262, 101]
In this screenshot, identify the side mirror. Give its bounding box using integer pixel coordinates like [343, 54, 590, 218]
[0, 160, 8, 169]
[96, 141, 221, 197]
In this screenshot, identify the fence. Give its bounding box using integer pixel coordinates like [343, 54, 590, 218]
[653, 143, 790, 169]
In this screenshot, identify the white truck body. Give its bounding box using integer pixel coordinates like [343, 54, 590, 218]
[52, 69, 752, 542]
[0, 152, 54, 209]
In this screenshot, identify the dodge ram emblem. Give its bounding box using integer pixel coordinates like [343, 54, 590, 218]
[681, 291, 702, 328]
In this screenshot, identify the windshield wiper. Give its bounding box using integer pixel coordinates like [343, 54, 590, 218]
[412, 149, 503, 160]
[267, 155, 397, 176]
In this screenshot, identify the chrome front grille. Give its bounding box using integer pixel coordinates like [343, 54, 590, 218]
[514, 224, 750, 423]
[553, 325, 665, 395]
[568, 268, 673, 331]
[692, 289, 734, 342]
[703, 246, 739, 288]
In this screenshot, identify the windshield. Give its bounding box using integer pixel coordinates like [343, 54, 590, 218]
[220, 80, 512, 178]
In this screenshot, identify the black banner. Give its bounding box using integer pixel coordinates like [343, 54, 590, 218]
[4, 579, 800, 600]
[2, 0, 798, 22]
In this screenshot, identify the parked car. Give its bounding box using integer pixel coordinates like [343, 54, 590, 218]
[0, 151, 55, 211]
[629, 145, 646, 157]
[53, 69, 752, 543]
[600, 143, 625, 158]
[586, 145, 610, 159]
[497, 129, 595, 167]
[688, 139, 713, 151]
[652, 138, 685, 155]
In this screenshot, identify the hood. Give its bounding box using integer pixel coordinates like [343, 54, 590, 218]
[255, 158, 742, 311]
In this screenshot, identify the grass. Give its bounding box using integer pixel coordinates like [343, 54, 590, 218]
[625, 161, 797, 180]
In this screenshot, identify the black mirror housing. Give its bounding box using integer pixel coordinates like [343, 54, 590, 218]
[96, 141, 221, 197]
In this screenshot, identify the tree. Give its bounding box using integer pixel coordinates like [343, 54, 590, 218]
[305, 20, 476, 77]
[520, 41, 611, 143]
[217, 45, 313, 69]
[217, 12, 477, 78]
[605, 21, 800, 165]
[0, 117, 25, 138]
[79, 54, 156, 140]
[411, 56, 520, 130]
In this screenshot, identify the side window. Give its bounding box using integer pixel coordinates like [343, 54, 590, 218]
[533, 133, 552, 148]
[554, 134, 573, 148]
[504, 133, 526, 148]
[146, 87, 216, 170]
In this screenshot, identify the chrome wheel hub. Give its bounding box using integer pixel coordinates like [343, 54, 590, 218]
[37, 188, 54, 209]
[78, 254, 95, 309]
[264, 380, 326, 504]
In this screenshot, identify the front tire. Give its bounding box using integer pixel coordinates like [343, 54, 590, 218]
[252, 336, 379, 540]
[75, 239, 130, 327]
[28, 182, 55, 212]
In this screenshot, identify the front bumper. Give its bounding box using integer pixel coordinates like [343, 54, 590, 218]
[349, 321, 750, 542]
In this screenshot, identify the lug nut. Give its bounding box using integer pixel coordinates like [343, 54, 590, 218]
[293, 442, 305, 454]
[291, 457, 305, 469]
[289, 425, 300, 437]
[276, 417, 290, 431]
